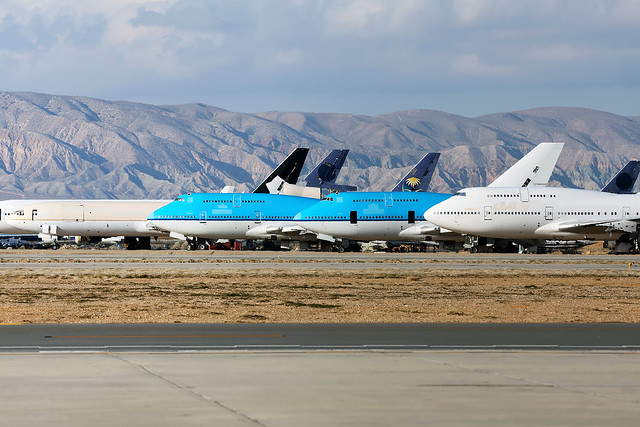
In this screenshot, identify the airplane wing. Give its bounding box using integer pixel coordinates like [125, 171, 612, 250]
[537, 217, 639, 234]
[245, 224, 335, 242]
[601, 161, 640, 194]
[253, 148, 309, 193]
[488, 142, 563, 188]
[391, 153, 440, 192]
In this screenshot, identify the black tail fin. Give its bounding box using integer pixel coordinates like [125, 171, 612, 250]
[391, 153, 440, 192]
[601, 160, 640, 194]
[305, 149, 357, 192]
[253, 148, 309, 193]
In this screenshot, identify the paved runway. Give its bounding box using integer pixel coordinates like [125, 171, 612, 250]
[1, 250, 639, 271]
[2, 323, 640, 352]
[1, 324, 640, 426]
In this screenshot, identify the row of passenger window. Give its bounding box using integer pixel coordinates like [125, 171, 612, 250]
[487, 194, 557, 198]
[200, 200, 265, 204]
[154, 215, 294, 220]
[430, 211, 480, 215]
[304, 215, 408, 220]
[351, 199, 419, 203]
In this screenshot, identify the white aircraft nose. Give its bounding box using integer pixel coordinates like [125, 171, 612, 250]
[424, 207, 436, 221]
[424, 202, 454, 229]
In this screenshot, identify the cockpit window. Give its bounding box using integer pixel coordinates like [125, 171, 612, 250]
[173, 197, 185, 202]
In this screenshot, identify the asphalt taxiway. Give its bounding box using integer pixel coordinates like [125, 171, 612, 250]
[1, 324, 640, 426]
[1, 323, 640, 352]
[1, 250, 639, 271]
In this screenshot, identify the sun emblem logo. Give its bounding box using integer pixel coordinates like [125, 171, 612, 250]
[404, 177, 421, 191]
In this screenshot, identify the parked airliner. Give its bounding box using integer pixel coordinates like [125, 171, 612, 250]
[424, 186, 640, 253]
[147, 193, 330, 243]
[146, 151, 442, 246]
[294, 143, 564, 243]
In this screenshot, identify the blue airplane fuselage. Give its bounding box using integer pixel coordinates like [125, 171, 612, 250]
[148, 193, 322, 240]
[294, 191, 453, 242]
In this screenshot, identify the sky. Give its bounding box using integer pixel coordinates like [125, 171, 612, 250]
[1, 0, 640, 117]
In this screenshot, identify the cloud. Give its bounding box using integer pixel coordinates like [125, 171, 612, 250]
[451, 54, 515, 76]
[0, 0, 639, 117]
[527, 44, 590, 62]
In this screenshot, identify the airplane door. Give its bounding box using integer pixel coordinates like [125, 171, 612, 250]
[254, 211, 262, 223]
[233, 194, 241, 207]
[32, 209, 38, 221]
[199, 210, 207, 224]
[384, 193, 393, 207]
[484, 206, 492, 220]
[623, 206, 631, 218]
[520, 188, 529, 202]
[545, 206, 553, 220]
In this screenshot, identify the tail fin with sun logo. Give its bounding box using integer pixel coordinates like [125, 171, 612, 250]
[391, 153, 440, 192]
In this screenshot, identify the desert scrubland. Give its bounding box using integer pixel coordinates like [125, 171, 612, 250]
[1, 249, 639, 324]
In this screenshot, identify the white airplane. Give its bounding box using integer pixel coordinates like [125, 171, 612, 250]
[2, 199, 170, 247]
[424, 183, 640, 253]
[294, 142, 564, 244]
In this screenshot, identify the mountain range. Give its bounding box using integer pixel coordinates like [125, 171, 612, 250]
[1, 91, 639, 200]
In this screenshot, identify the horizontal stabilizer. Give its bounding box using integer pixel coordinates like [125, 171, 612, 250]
[266, 178, 322, 198]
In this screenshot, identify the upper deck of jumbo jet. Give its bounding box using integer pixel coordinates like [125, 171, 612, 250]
[294, 191, 452, 222]
[148, 192, 321, 221]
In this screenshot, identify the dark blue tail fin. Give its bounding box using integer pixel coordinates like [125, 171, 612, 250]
[391, 153, 441, 192]
[601, 160, 640, 194]
[305, 149, 357, 192]
[253, 148, 309, 193]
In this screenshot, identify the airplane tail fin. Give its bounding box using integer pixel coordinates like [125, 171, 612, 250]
[488, 142, 564, 188]
[305, 149, 357, 192]
[601, 160, 640, 194]
[253, 148, 309, 193]
[391, 152, 441, 192]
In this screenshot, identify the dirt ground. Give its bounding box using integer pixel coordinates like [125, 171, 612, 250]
[1, 249, 639, 324]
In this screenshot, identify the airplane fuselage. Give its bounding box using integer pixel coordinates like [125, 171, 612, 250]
[3, 200, 170, 237]
[148, 193, 322, 240]
[294, 191, 456, 242]
[424, 187, 640, 240]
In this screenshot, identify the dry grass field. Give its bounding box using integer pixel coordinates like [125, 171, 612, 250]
[1, 248, 639, 323]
